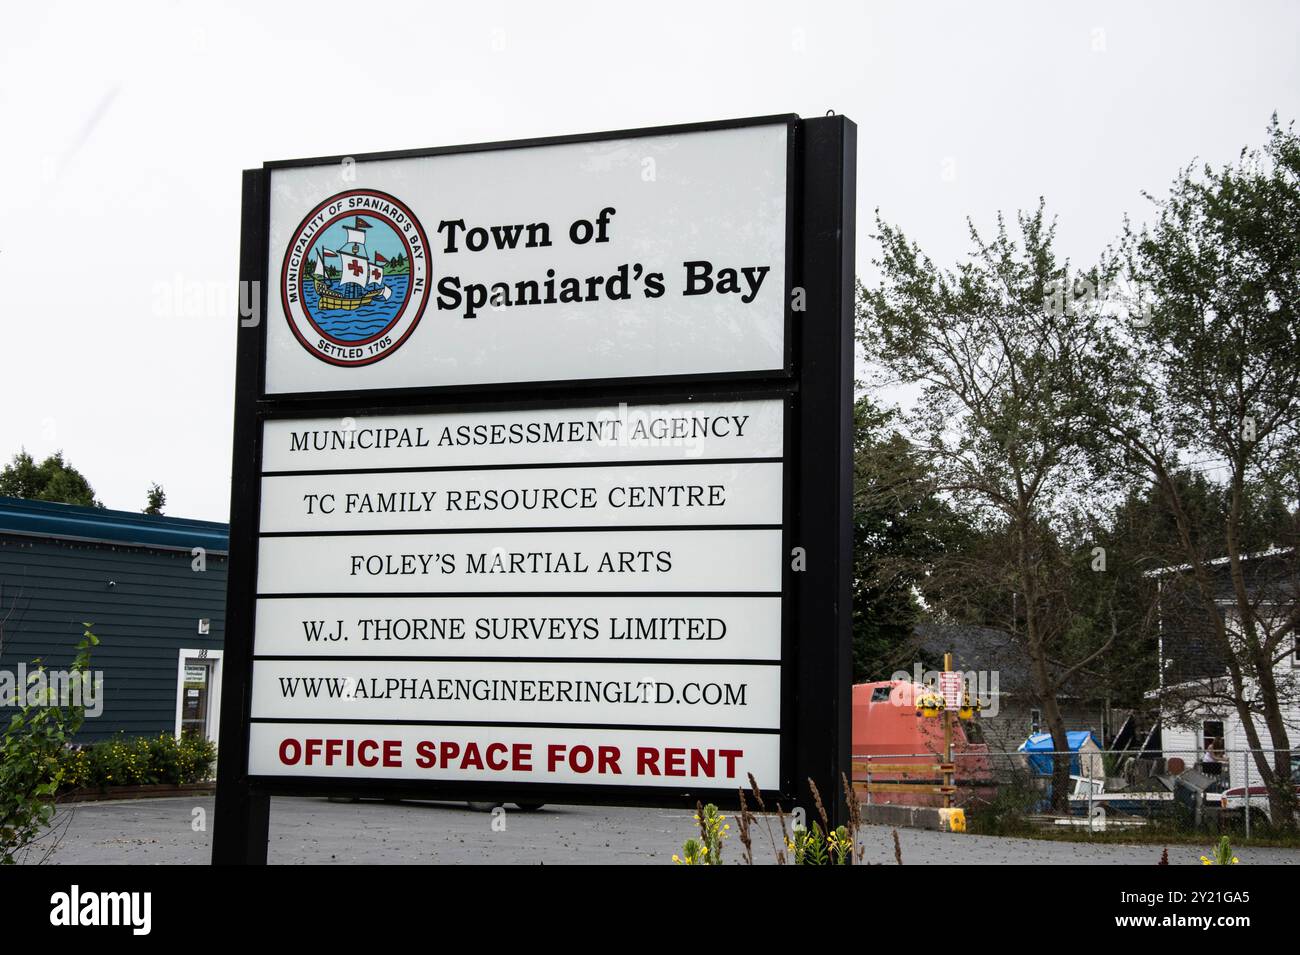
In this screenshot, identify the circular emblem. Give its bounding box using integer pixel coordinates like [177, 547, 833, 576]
[280, 189, 430, 366]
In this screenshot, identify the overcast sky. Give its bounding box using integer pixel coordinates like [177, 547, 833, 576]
[2, 0, 1296, 522]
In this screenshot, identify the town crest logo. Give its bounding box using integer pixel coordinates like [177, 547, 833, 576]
[280, 189, 430, 366]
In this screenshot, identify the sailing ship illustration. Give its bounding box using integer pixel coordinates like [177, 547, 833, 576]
[312, 216, 394, 311]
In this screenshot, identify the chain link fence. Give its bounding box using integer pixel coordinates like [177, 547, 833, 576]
[853, 748, 1300, 841]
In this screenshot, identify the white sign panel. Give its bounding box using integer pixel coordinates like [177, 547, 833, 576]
[251, 595, 782, 660]
[257, 529, 782, 595]
[261, 399, 783, 471]
[249, 398, 785, 787]
[250, 660, 780, 728]
[264, 122, 789, 394]
[249, 724, 780, 789]
[258, 462, 783, 532]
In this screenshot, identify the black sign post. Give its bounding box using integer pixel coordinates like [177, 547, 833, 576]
[213, 114, 855, 864]
[792, 116, 856, 830]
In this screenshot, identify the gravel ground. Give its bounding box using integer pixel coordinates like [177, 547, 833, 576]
[32, 796, 1300, 865]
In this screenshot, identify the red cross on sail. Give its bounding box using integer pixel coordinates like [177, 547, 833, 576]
[339, 252, 368, 287]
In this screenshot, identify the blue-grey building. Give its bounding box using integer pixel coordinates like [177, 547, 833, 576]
[0, 496, 228, 743]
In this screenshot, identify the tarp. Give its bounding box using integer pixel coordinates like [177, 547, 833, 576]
[1018, 731, 1100, 777]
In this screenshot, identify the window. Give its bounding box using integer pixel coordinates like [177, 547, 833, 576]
[1201, 719, 1225, 776]
[181, 661, 213, 738]
[870, 686, 892, 703]
[1030, 709, 1042, 733]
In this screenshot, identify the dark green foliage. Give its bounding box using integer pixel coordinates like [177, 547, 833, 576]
[851, 397, 969, 680]
[57, 732, 217, 791]
[858, 202, 1118, 808]
[143, 482, 166, 515]
[0, 625, 97, 864]
[0, 451, 101, 507]
[1088, 116, 1300, 826]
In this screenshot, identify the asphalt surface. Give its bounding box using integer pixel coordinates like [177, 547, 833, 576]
[30, 796, 1300, 865]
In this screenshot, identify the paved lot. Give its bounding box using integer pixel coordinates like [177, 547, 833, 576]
[32, 796, 1300, 865]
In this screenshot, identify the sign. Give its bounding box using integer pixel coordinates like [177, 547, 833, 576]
[265, 123, 789, 393]
[938, 671, 964, 711]
[215, 114, 856, 863]
[249, 399, 785, 786]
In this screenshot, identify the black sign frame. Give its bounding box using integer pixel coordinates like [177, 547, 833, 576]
[213, 113, 855, 864]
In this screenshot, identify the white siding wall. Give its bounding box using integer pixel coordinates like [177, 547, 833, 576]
[1163, 685, 1300, 789]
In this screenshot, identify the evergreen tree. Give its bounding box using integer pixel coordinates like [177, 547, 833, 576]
[0, 451, 101, 507]
[144, 483, 166, 515]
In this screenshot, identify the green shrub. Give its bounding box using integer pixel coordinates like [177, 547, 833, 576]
[674, 803, 729, 865]
[0, 625, 97, 864]
[59, 731, 217, 791]
[968, 778, 1041, 836]
[788, 822, 854, 865]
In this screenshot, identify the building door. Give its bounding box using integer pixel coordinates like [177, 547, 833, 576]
[180, 660, 213, 739]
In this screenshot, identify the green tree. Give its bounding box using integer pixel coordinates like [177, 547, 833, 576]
[0, 451, 101, 507]
[1063, 488, 1167, 715]
[1088, 116, 1300, 827]
[859, 203, 1117, 808]
[851, 396, 969, 680]
[144, 483, 166, 515]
